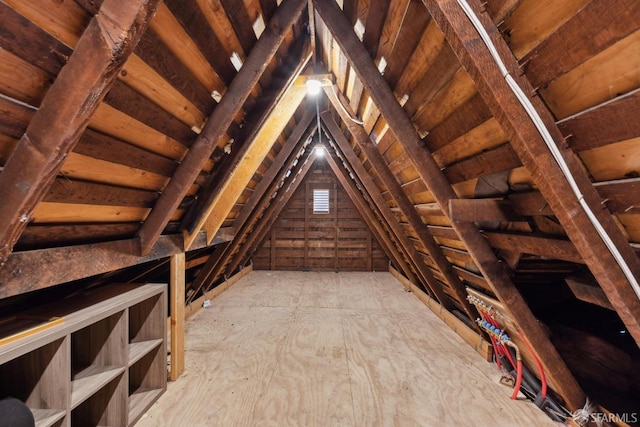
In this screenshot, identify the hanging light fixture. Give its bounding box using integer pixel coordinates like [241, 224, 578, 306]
[305, 78, 322, 96]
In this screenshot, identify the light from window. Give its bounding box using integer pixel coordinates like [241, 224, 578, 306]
[313, 189, 330, 214]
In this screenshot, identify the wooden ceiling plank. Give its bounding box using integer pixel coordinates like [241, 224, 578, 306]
[219, 0, 258, 55]
[136, 0, 308, 256]
[382, 1, 431, 89]
[557, 89, 640, 153]
[89, 103, 188, 160]
[442, 143, 521, 184]
[149, 3, 226, 93]
[0, 2, 72, 76]
[196, 0, 246, 64]
[594, 178, 640, 215]
[75, 129, 178, 177]
[313, 0, 586, 409]
[259, 0, 278, 22]
[522, 0, 640, 88]
[393, 20, 445, 105]
[448, 198, 520, 223]
[44, 178, 158, 208]
[116, 55, 207, 130]
[323, 96, 480, 326]
[135, 28, 214, 116]
[323, 114, 454, 309]
[0, 231, 214, 299]
[59, 152, 169, 192]
[103, 81, 195, 145]
[423, 0, 640, 347]
[425, 92, 491, 152]
[16, 223, 140, 251]
[163, 0, 236, 85]
[0, 94, 35, 140]
[0, 0, 161, 266]
[186, 86, 306, 248]
[362, 0, 390, 58]
[565, 275, 615, 311]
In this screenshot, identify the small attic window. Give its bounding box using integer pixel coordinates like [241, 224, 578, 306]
[313, 189, 330, 214]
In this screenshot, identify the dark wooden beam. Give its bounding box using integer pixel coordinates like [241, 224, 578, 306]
[449, 198, 520, 222]
[219, 0, 258, 55]
[565, 276, 615, 311]
[323, 89, 481, 325]
[421, 0, 640, 347]
[136, 0, 308, 255]
[483, 232, 583, 264]
[0, 230, 227, 299]
[0, 0, 161, 265]
[313, 0, 586, 408]
[323, 117, 450, 305]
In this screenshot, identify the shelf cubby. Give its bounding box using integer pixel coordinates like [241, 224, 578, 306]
[71, 374, 126, 427]
[0, 284, 167, 427]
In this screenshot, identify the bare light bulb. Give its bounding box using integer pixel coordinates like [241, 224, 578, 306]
[306, 79, 322, 96]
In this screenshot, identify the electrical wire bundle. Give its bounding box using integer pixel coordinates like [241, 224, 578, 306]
[467, 294, 569, 423]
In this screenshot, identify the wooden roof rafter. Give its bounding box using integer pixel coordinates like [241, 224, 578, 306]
[0, 0, 161, 266]
[135, 0, 309, 256]
[182, 76, 310, 250]
[323, 84, 480, 327]
[187, 111, 318, 300]
[226, 141, 320, 274]
[421, 0, 640, 347]
[322, 113, 452, 306]
[206, 118, 318, 281]
[312, 0, 586, 410]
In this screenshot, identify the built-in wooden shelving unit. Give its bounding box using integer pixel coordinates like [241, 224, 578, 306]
[0, 284, 167, 427]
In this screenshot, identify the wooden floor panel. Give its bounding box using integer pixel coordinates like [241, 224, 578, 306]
[136, 271, 556, 426]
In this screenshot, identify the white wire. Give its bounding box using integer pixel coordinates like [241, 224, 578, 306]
[330, 84, 364, 125]
[455, 0, 640, 300]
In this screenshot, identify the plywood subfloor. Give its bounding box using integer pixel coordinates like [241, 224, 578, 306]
[136, 271, 557, 426]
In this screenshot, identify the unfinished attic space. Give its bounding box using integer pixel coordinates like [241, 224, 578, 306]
[0, 0, 639, 425]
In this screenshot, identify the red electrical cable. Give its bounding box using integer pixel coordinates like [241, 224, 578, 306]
[511, 359, 523, 400]
[517, 331, 547, 402]
[479, 311, 502, 369]
[482, 310, 517, 370]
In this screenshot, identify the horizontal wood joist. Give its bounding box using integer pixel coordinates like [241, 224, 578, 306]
[0, 0, 161, 266]
[313, 0, 586, 409]
[135, 0, 308, 256]
[422, 0, 640, 347]
[0, 228, 233, 299]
